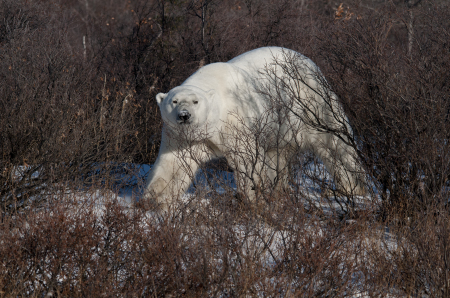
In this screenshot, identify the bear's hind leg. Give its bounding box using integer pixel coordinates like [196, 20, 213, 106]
[311, 134, 366, 196]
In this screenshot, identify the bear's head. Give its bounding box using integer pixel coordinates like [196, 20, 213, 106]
[156, 86, 214, 129]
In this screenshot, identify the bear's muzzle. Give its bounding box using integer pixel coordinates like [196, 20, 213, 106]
[177, 109, 191, 123]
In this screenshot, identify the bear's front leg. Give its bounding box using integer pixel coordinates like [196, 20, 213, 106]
[143, 133, 214, 212]
[143, 151, 201, 212]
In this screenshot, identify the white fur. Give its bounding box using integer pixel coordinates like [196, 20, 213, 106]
[145, 47, 365, 211]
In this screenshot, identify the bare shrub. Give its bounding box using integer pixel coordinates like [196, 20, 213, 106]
[3, 0, 450, 296]
[0, 186, 367, 297]
[0, 0, 316, 212]
[0, 196, 139, 296]
[359, 200, 450, 297]
[303, 2, 450, 296]
[302, 2, 450, 218]
[257, 49, 368, 215]
[0, 0, 160, 212]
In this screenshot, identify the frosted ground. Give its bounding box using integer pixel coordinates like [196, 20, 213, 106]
[74, 163, 401, 298]
[6, 161, 406, 297]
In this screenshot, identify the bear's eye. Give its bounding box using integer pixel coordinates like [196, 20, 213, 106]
[173, 100, 177, 104]
[193, 100, 198, 104]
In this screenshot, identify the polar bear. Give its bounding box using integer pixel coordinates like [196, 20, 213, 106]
[144, 47, 365, 211]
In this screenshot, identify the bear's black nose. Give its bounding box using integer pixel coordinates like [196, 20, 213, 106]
[178, 110, 191, 122]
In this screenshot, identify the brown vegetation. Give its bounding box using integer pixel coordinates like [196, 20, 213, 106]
[1, 0, 450, 296]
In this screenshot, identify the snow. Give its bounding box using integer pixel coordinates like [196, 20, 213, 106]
[14, 162, 404, 297]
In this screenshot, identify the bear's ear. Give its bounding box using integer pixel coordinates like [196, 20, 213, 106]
[156, 93, 168, 105]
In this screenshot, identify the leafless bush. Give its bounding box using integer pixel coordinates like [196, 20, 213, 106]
[0, 186, 371, 297]
[0, 0, 161, 212]
[303, 2, 450, 219]
[1, 0, 317, 212]
[3, 0, 450, 296]
[358, 199, 450, 297]
[256, 49, 369, 217]
[302, 2, 450, 296]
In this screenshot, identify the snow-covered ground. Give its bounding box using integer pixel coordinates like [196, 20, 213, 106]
[11, 162, 404, 297]
[73, 163, 397, 298]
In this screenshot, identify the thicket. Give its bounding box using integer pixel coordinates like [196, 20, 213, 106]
[1, 0, 450, 296]
[0, 0, 314, 212]
[313, 2, 450, 219]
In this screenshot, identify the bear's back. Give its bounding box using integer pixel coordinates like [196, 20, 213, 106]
[227, 47, 294, 72]
[228, 47, 319, 79]
[182, 62, 238, 91]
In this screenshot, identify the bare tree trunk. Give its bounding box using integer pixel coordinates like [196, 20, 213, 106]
[408, 1, 414, 57]
[201, 0, 209, 58]
[83, 35, 87, 60]
[407, 0, 422, 57]
[160, 0, 166, 33]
